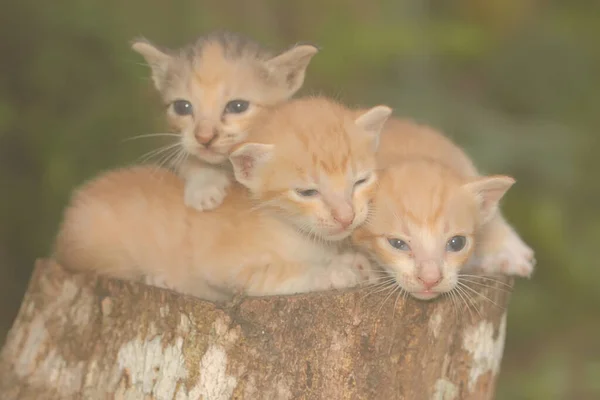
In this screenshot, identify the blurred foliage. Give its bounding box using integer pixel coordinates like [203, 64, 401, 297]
[1, 0, 599, 398]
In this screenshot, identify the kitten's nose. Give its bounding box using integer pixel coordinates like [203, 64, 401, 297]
[417, 261, 442, 289]
[417, 276, 442, 290]
[332, 209, 355, 229]
[194, 128, 218, 147]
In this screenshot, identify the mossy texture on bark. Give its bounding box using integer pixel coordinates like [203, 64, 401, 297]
[0, 259, 511, 400]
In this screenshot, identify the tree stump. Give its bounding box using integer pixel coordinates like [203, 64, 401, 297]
[0, 258, 512, 400]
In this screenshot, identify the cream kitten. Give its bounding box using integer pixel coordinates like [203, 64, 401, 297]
[132, 31, 319, 212]
[53, 97, 392, 302]
[351, 118, 535, 300]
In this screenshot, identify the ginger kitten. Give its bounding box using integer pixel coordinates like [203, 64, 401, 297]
[53, 97, 392, 302]
[352, 118, 535, 300]
[132, 31, 318, 211]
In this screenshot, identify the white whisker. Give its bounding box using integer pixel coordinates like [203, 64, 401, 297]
[453, 285, 475, 320]
[376, 285, 398, 316]
[458, 277, 513, 293]
[457, 284, 483, 319]
[457, 281, 504, 310]
[123, 133, 180, 142]
[458, 274, 513, 288]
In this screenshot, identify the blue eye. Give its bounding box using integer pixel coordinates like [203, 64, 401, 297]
[446, 236, 467, 252]
[296, 189, 319, 197]
[224, 100, 250, 114]
[172, 100, 193, 116]
[387, 238, 410, 251]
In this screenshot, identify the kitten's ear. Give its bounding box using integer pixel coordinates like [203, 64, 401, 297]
[355, 106, 393, 151]
[229, 143, 275, 188]
[463, 175, 516, 224]
[131, 38, 172, 90]
[265, 44, 319, 98]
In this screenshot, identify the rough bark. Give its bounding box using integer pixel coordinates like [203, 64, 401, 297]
[0, 258, 512, 400]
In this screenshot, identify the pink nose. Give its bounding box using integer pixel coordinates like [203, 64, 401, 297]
[194, 130, 218, 147]
[333, 213, 354, 229]
[417, 275, 442, 290]
[417, 261, 442, 289]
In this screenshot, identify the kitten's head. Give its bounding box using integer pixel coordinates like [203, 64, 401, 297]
[132, 31, 319, 164]
[352, 159, 515, 300]
[228, 97, 392, 241]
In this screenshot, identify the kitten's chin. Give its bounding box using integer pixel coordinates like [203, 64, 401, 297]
[191, 148, 229, 164]
[322, 229, 353, 242]
[410, 291, 442, 301]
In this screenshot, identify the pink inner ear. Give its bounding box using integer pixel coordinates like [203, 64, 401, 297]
[237, 155, 254, 180]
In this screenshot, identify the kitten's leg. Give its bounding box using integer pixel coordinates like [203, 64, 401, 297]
[467, 214, 535, 277]
[142, 274, 173, 290]
[242, 252, 376, 296]
[178, 160, 231, 212]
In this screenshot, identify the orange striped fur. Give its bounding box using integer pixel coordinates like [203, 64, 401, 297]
[53, 97, 391, 301]
[133, 31, 319, 212]
[352, 118, 535, 300]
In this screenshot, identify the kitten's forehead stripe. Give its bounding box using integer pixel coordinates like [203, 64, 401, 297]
[165, 30, 277, 92]
[193, 31, 274, 64]
[427, 182, 447, 227]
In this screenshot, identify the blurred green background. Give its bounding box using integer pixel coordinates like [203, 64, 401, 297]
[1, 0, 598, 398]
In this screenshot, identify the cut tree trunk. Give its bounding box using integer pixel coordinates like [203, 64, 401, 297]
[0, 258, 512, 400]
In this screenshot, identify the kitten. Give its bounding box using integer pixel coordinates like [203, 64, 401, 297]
[351, 118, 535, 300]
[132, 31, 319, 212]
[53, 97, 392, 302]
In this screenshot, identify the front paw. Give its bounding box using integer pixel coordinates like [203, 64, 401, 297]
[330, 252, 378, 288]
[184, 176, 230, 212]
[477, 231, 536, 278]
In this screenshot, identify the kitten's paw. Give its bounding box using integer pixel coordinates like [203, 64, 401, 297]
[478, 231, 536, 278]
[143, 274, 171, 290]
[184, 174, 231, 212]
[330, 252, 378, 288]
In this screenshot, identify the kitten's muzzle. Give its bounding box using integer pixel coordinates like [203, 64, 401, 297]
[333, 214, 354, 229]
[331, 206, 355, 230]
[194, 129, 218, 148]
[416, 260, 442, 290]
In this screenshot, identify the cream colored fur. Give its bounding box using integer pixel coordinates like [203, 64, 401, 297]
[53, 97, 392, 301]
[132, 31, 319, 212]
[352, 117, 535, 300]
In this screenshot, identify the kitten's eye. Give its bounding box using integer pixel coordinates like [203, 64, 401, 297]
[224, 100, 250, 114]
[387, 238, 410, 251]
[354, 174, 371, 187]
[172, 100, 193, 116]
[446, 236, 467, 252]
[296, 189, 319, 197]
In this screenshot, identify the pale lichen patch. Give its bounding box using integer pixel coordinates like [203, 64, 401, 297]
[429, 310, 443, 338]
[178, 314, 191, 334]
[101, 297, 113, 317]
[111, 317, 241, 399]
[432, 378, 458, 400]
[159, 305, 170, 318]
[12, 316, 85, 397]
[15, 316, 48, 377]
[194, 345, 238, 400]
[115, 335, 188, 399]
[211, 316, 240, 347]
[462, 313, 507, 391]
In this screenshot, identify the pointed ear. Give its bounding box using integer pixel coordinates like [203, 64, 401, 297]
[229, 143, 275, 188]
[463, 175, 516, 224]
[354, 105, 393, 151]
[131, 38, 172, 90]
[265, 44, 319, 98]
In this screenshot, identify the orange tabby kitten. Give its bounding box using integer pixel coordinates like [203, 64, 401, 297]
[352, 118, 535, 300]
[53, 97, 392, 301]
[132, 31, 318, 212]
